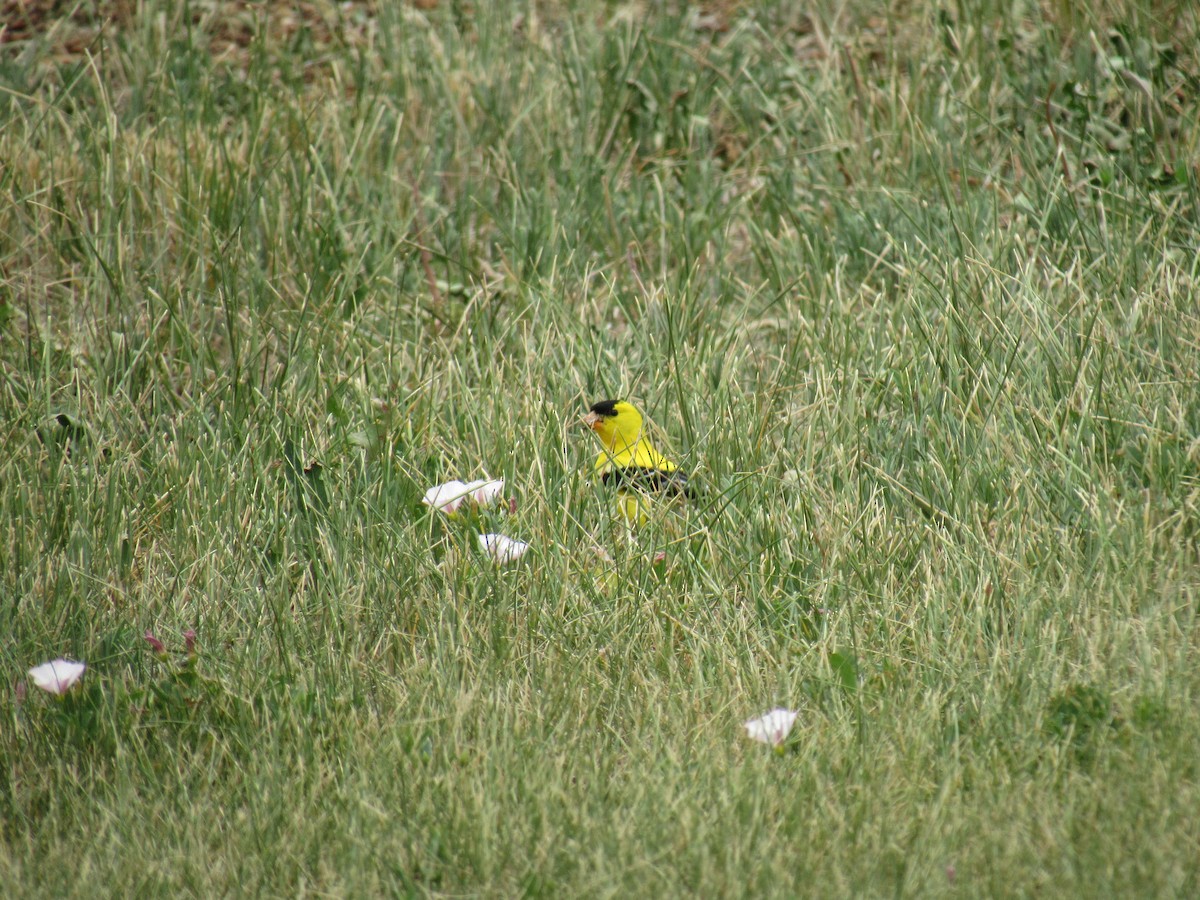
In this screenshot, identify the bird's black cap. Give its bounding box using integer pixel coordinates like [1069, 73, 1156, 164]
[589, 399, 620, 417]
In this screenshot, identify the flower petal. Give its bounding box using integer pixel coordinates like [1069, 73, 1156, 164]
[422, 480, 470, 514]
[423, 478, 506, 514]
[478, 532, 530, 564]
[28, 659, 87, 695]
[465, 478, 505, 506]
[743, 708, 799, 746]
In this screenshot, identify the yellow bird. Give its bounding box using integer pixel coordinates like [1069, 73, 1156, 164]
[582, 400, 691, 519]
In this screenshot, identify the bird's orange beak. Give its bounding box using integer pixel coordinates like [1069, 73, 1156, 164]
[582, 411, 601, 430]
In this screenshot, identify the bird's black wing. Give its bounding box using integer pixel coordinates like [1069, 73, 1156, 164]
[601, 466, 692, 497]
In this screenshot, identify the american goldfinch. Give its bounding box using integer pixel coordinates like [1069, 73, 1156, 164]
[582, 400, 691, 518]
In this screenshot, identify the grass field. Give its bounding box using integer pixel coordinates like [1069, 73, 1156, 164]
[2, 0, 1199, 895]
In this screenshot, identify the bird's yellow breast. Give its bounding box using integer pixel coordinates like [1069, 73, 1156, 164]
[593, 441, 676, 474]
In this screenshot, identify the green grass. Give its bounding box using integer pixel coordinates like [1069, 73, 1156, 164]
[2, 0, 1199, 895]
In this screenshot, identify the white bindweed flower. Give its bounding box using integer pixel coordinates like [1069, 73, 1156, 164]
[465, 478, 505, 506]
[28, 659, 86, 696]
[423, 480, 471, 514]
[744, 708, 799, 746]
[478, 532, 530, 564]
[423, 478, 505, 515]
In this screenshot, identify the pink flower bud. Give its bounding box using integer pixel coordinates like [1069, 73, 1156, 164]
[144, 631, 166, 654]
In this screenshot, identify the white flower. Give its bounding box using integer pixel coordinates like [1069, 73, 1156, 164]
[423, 480, 471, 514]
[465, 479, 505, 506]
[28, 659, 86, 695]
[422, 478, 505, 515]
[478, 532, 530, 564]
[743, 708, 799, 746]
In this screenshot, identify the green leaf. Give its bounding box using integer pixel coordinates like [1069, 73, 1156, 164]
[828, 651, 859, 693]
